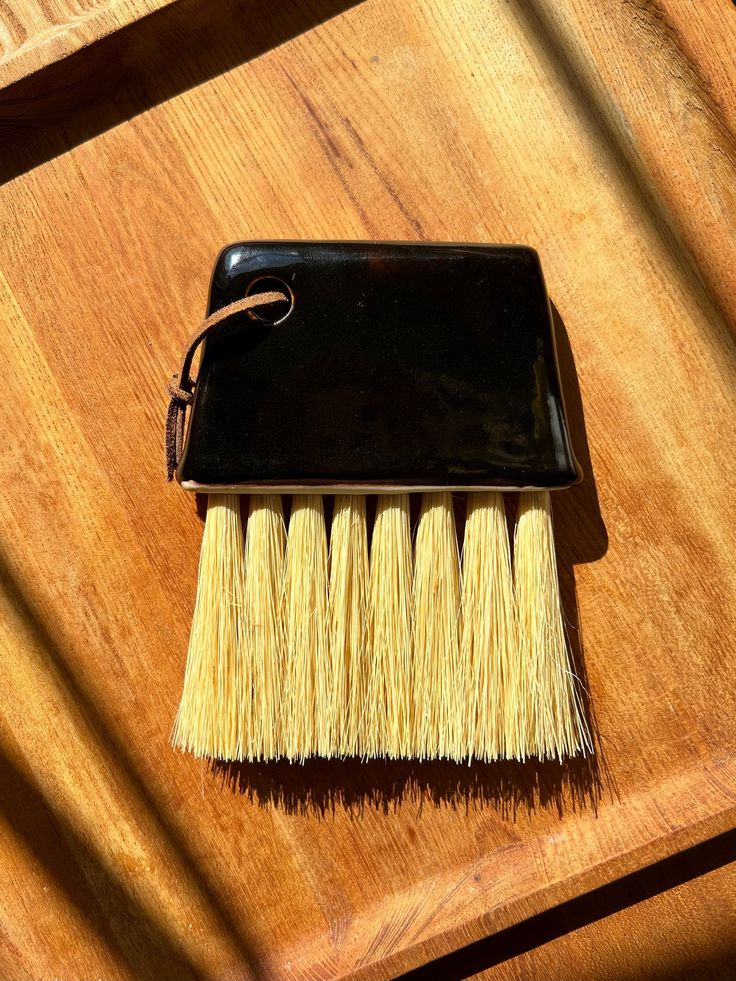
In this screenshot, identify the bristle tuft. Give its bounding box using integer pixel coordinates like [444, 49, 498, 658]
[413, 492, 462, 760]
[329, 495, 369, 756]
[461, 491, 520, 761]
[513, 490, 592, 760]
[243, 494, 286, 760]
[364, 494, 413, 758]
[282, 495, 329, 761]
[172, 494, 246, 760]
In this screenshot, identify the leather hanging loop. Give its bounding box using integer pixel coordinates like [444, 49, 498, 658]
[164, 291, 287, 480]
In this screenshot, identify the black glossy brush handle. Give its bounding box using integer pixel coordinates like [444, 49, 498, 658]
[177, 241, 581, 491]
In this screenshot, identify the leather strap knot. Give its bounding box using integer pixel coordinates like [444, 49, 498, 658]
[167, 374, 194, 405]
[164, 290, 287, 480]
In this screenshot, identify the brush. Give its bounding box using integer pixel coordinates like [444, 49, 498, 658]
[165, 241, 592, 762]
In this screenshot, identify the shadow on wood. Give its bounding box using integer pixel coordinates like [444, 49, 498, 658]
[512, 0, 735, 346]
[0, 0, 364, 184]
[0, 746, 203, 980]
[212, 754, 603, 819]
[550, 302, 615, 799]
[0, 553, 267, 978]
[393, 827, 736, 981]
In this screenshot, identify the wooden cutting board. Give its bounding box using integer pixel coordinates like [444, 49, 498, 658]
[1, 0, 735, 978]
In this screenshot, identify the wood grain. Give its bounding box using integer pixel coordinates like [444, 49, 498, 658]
[0, 0, 177, 90]
[398, 829, 736, 979]
[1, 0, 735, 978]
[471, 858, 736, 981]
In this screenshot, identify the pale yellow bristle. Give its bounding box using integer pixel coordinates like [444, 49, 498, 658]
[172, 494, 246, 760]
[282, 495, 329, 761]
[461, 492, 521, 761]
[413, 492, 462, 760]
[175, 488, 592, 764]
[243, 494, 286, 760]
[513, 491, 592, 760]
[363, 494, 413, 758]
[328, 495, 369, 756]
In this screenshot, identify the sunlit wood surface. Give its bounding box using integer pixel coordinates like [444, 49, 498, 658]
[1, 0, 735, 978]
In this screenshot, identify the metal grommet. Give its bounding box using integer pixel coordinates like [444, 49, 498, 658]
[245, 275, 294, 325]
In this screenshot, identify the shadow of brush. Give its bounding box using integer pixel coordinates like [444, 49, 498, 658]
[550, 302, 616, 802]
[550, 302, 608, 566]
[211, 753, 602, 819]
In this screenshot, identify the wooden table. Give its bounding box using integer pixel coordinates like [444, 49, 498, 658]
[1, 1, 735, 978]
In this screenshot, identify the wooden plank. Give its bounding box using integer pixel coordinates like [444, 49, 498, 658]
[0, 0, 735, 978]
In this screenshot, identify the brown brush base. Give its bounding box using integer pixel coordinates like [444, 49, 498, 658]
[172, 491, 591, 763]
